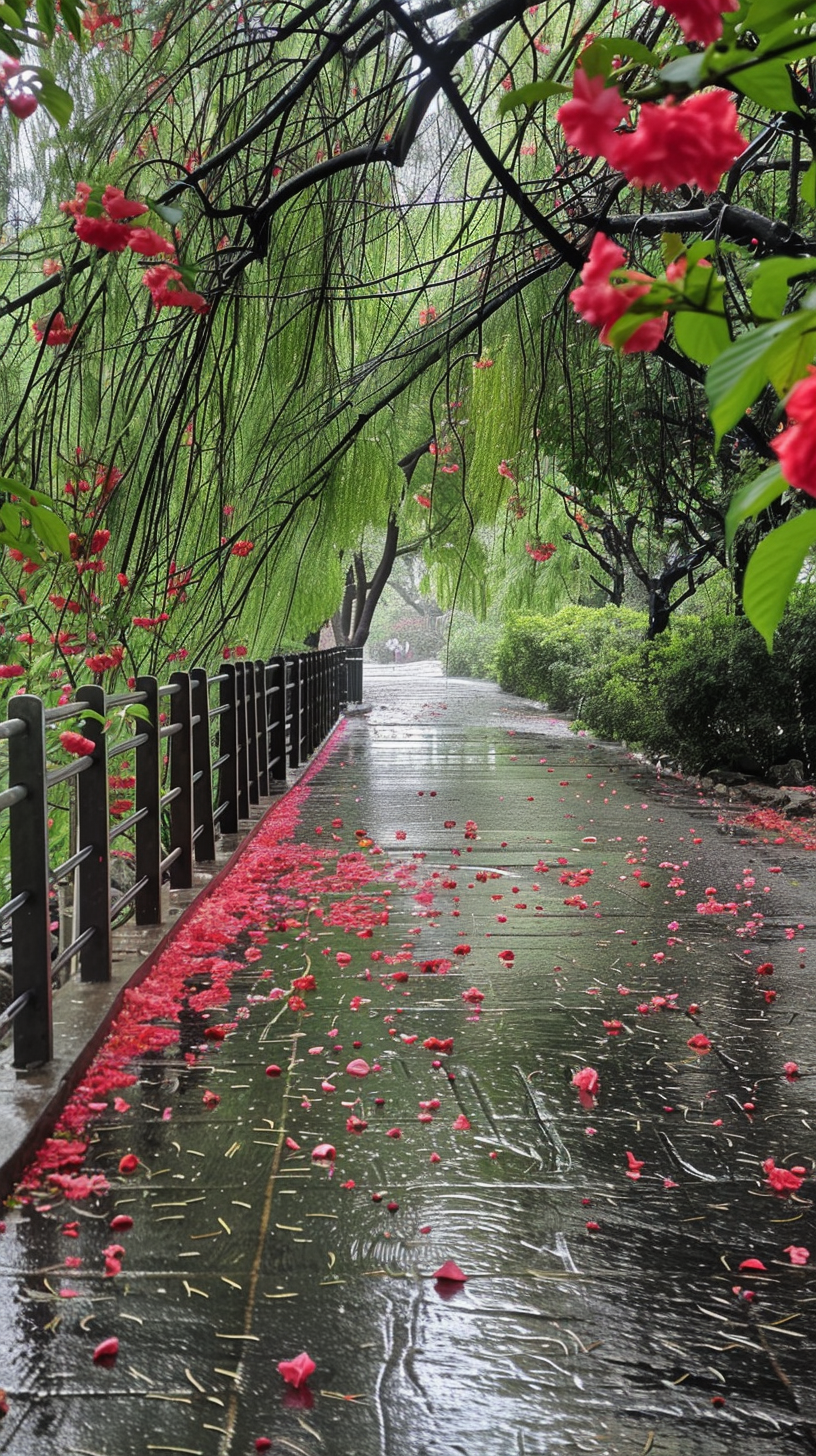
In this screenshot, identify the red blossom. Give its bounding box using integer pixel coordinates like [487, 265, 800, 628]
[142, 263, 209, 315]
[772, 368, 816, 497]
[762, 1158, 805, 1195]
[59, 731, 96, 757]
[277, 1352, 315, 1388]
[570, 233, 666, 354]
[653, 0, 739, 44]
[556, 66, 628, 158]
[32, 311, 77, 346]
[687, 1033, 712, 1053]
[614, 90, 747, 193]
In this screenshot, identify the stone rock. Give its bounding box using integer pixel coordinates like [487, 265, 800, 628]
[767, 759, 806, 787]
[741, 782, 792, 810]
[781, 790, 816, 817]
[708, 768, 750, 787]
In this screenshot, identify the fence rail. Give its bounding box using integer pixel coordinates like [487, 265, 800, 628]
[0, 645, 362, 1069]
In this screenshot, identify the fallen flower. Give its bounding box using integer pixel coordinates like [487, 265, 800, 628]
[433, 1260, 467, 1282]
[784, 1245, 810, 1265]
[571, 1067, 600, 1096]
[277, 1352, 315, 1389]
[763, 1158, 805, 1195]
[118, 1154, 138, 1175]
[738, 1258, 766, 1271]
[625, 1151, 645, 1180]
[687, 1033, 712, 1054]
[311, 1143, 335, 1160]
[345, 1058, 370, 1077]
[93, 1337, 119, 1364]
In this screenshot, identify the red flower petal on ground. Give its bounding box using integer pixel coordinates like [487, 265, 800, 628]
[110, 1214, 133, 1231]
[452, 1114, 471, 1131]
[687, 1033, 712, 1053]
[625, 1151, 645, 1180]
[738, 1258, 766, 1271]
[118, 1154, 138, 1174]
[93, 1337, 119, 1363]
[266, 1064, 282, 1077]
[784, 1245, 810, 1265]
[571, 1067, 600, 1096]
[433, 1260, 467, 1282]
[311, 1143, 335, 1160]
[461, 986, 485, 1004]
[783, 1061, 800, 1080]
[277, 1352, 315, 1388]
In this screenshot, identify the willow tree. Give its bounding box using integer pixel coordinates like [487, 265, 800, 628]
[0, 0, 812, 692]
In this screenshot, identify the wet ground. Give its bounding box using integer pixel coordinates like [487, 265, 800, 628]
[1, 664, 815, 1456]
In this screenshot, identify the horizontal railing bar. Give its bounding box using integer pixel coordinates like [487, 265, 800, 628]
[191, 714, 202, 728]
[46, 757, 92, 788]
[106, 690, 148, 709]
[110, 875, 150, 916]
[50, 845, 93, 883]
[209, 704, 229, 719]
[160, 845, 182, 873]
[158, 682, 181, 696]
[211, 753, 229, 772]
[0, 719, 26, 741]
[109, 806, 149, 841]
[108, 733, 148, 759]
[212, 800, 229, 823]
[207, 673, 228, 685]
[192, 823, 204, 842]
[160, 722, 182, 739]
[0, 783, 27, 812]
[43, 703, 91, 725]
[0, 990, 33, 1039]
[51, 926, 96, 975]
[160, 786, 182, 808]
[0, 890, 29, 924]
[192, 769, 203, 785]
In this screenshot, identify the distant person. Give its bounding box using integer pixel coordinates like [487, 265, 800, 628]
[385, 636, 400, 662]
[404, 640, 412, 661]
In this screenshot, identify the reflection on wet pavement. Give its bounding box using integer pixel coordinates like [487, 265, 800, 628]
[1, 665, 814, 1455]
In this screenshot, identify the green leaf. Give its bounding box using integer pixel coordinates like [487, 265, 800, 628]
[659, 53, 706, 88]
[0, 31, 21, 58]
[743, 511, 816, 649]
[0, 503, 22, 538]
[660, 233, 684, 268]
[0, 5, 24, 26]
[29, 504, 70, 557]
[725, 463, 786, 550]
[34, 76, 73, 127]
[1, 0, 27, 22]
[706, 314, 815, 445]
[802, 161, 816, 209]
[579, 36, 657, 80]
[730, 59, 800, 114]
[604, 305, 667, 351]
[674, 308, 731, 365]
[59, 0, 83, 42]
[35, 0, 57, 41]
[748, 0, 816, 26]
[750, 256, 816, 321]
[148, 199, 184, 227]
[0, 476, 26, 496]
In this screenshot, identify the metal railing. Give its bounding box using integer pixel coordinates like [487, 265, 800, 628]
[0, 645, 362, 1069]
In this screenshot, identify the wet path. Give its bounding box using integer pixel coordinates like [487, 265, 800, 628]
[1, 665, 815, 1456]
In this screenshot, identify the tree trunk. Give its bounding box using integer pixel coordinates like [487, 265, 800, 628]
[350, 513, 400, 647]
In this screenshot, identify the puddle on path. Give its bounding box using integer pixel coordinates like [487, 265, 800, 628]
[1, 668, 814, 1455]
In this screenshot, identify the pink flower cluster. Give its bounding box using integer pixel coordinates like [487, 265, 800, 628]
[653, 0, 739, 45]
[773, 368, 816, 498]
[558, 70, 747, 194]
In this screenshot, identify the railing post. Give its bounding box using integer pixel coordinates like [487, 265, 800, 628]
[235, 661, 250, 820]
[287, 655, 301, 770]
[256, 659, 270, 797]
[304, 655, 314, 756]
[7, 697, 52, 1068]
[135, 675, 162, 924]
[245, 660, 260, 806]
[217, 664, 239, 834]
[268, 656, 287, 785]
[76, 683, 112, 983]
[168, 672, 194, 888]
[191, 668, 216, 861]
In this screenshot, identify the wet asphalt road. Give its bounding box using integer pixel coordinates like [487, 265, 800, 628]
[1, 664, 814, 1456]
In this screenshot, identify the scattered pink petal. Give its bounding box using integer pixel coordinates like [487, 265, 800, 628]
[738, 1258, 766, 1271]
[433, 1260, 468, 1282]
[118, 1154, 138, 1175]
[93, 1337, 119, 1364]
[311, 1143, 336, 1160]
[784, 1245, 810, 1265]
[277, 1351, 316, 1388]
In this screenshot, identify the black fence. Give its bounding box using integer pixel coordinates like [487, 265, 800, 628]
[0, 645, 363, 1070]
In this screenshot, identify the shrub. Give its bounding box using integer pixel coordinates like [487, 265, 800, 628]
[494, 592, 816, 774]
[444, 617, 501, 679]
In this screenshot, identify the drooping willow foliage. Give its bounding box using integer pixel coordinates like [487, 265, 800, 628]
[0, 0, 801, 680]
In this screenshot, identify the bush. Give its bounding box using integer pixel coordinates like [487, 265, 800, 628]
[443, 617, 501, 679]
[494, 591, 816, 774]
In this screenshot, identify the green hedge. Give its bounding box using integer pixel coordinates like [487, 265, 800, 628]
[494, 596, 816, 773]
[444, 617, 502, 679]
